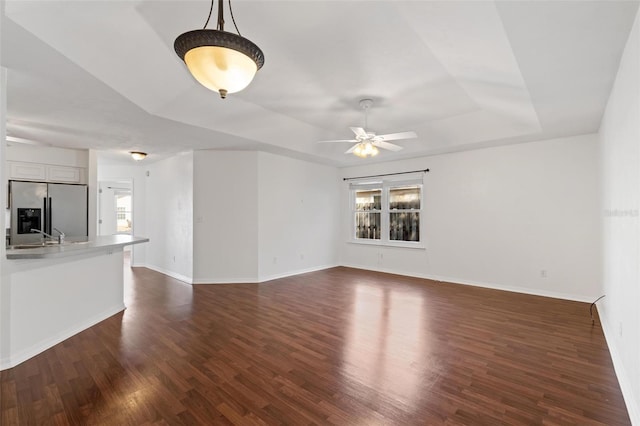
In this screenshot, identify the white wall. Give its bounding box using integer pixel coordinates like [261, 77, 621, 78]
[0, 65, 9, 367]
[599, 8, 640, 424]
[192, 151, 259, 283]
[144, 152, 193, 282]
[257, 152, 340, 281]
[340, 134, 601, 302]
[98, 162, 147, 266]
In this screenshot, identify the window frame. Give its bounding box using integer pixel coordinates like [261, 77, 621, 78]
[349, 177, 425, 249]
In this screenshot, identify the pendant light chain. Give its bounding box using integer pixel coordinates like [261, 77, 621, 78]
[229, 0, 242, 36]
[217, 0, 225, 31]
[203, 0, 214, 29]
[202, 0, 241, 35]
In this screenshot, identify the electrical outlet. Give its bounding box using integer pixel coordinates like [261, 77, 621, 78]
[273, 257, 277, 265]
[540, 269, 547, 278]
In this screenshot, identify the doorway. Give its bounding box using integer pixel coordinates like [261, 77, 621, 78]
[98, 180, 134, 263]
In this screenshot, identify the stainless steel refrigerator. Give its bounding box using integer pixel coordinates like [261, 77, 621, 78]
[9, 180, 88, 245]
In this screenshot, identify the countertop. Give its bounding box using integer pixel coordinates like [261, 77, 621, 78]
[6, 235, 149, 260]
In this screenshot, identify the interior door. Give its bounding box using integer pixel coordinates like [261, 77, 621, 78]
[48, 183, 88, 237]
[98, 184, 117, 235]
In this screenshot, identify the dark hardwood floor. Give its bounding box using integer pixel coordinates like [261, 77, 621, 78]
[0, 259, 630, 425]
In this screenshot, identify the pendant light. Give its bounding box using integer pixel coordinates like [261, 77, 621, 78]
[174, 0, 264, 99]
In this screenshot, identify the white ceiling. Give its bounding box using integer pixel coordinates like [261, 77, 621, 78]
[2, 1, 638, 166]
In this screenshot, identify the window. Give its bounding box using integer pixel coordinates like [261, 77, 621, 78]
[350, 177, 424, 247]
[354, 189, 381, 240]
[389, 185, 420, 242]
[115, 193, 132, 234]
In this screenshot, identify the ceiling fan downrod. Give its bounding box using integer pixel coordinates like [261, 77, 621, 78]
[359, 98, 373, 132]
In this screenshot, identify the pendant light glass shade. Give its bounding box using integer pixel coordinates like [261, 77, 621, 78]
[183, 45, 258, 95]
[174, 2, 264, 99]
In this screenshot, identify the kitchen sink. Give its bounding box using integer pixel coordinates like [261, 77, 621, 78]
[7, 241, 91, 250]
[8, 244, 50, 249]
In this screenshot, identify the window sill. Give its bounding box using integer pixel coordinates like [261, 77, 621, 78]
[348, 240, 426, 250]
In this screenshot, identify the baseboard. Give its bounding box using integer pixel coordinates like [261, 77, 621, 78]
[192, 277, 258, 284]
[142, 264, 193, 284]
[339, 263, 596, 303]
[191, 264, 338, 284]
[0, 304, 125, 371]
[598, 307, 640, 425]
[258, 264, 338, 283]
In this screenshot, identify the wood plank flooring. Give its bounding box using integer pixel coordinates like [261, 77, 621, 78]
[0, 262, 630, 425]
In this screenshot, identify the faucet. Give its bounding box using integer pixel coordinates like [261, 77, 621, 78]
[53, 228, 65, 244]
[30, 228, 65, 244]
[30, 228, 56, 243]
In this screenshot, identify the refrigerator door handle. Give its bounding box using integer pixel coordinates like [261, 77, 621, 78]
[43, 197, 48, 233]
[48, 197, 53, 235]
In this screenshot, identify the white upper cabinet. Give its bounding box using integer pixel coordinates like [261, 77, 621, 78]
[8, 162, 47, 181]
[8, 161, 87, 184]
[47, 165, 83, 183]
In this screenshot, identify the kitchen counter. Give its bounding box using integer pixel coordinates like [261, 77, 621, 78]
[1, 234, 149, 370]
[6, 235, 149, 260]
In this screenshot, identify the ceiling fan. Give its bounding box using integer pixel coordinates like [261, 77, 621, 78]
[318, 99, 417, 158]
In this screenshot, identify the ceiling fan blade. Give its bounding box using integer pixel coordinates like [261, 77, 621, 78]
[317, 139, 358, 143]
[377, 131, 417, 141]
[350, 127, 367, 138]
[373, 141, 404, 152]
[345, 144, 359, 154]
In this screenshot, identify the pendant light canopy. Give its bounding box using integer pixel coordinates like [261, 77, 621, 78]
[174, 0, 264, 99]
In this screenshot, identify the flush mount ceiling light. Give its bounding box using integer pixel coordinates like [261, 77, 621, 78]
[174, 0, 264, 99]
[130, 151, 147, 161]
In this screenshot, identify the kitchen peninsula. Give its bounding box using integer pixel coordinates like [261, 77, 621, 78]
[1, 235, 148, 370]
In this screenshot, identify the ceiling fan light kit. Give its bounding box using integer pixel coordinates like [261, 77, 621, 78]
[353, 142, 379, 158]
[318, 99, 418, 158]
[174, 0, 264, 99]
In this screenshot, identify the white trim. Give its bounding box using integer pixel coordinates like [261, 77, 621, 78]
[348, 240, 426, 249]
[598, 306, 640, 426]
[339, 263, 597, 303]
[191, 264, 338, 284]
[0, 304, 125, 371]
[258, 264, 339, 283]
[192, 277, 258, 284]
[142, 264, 193, 284]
